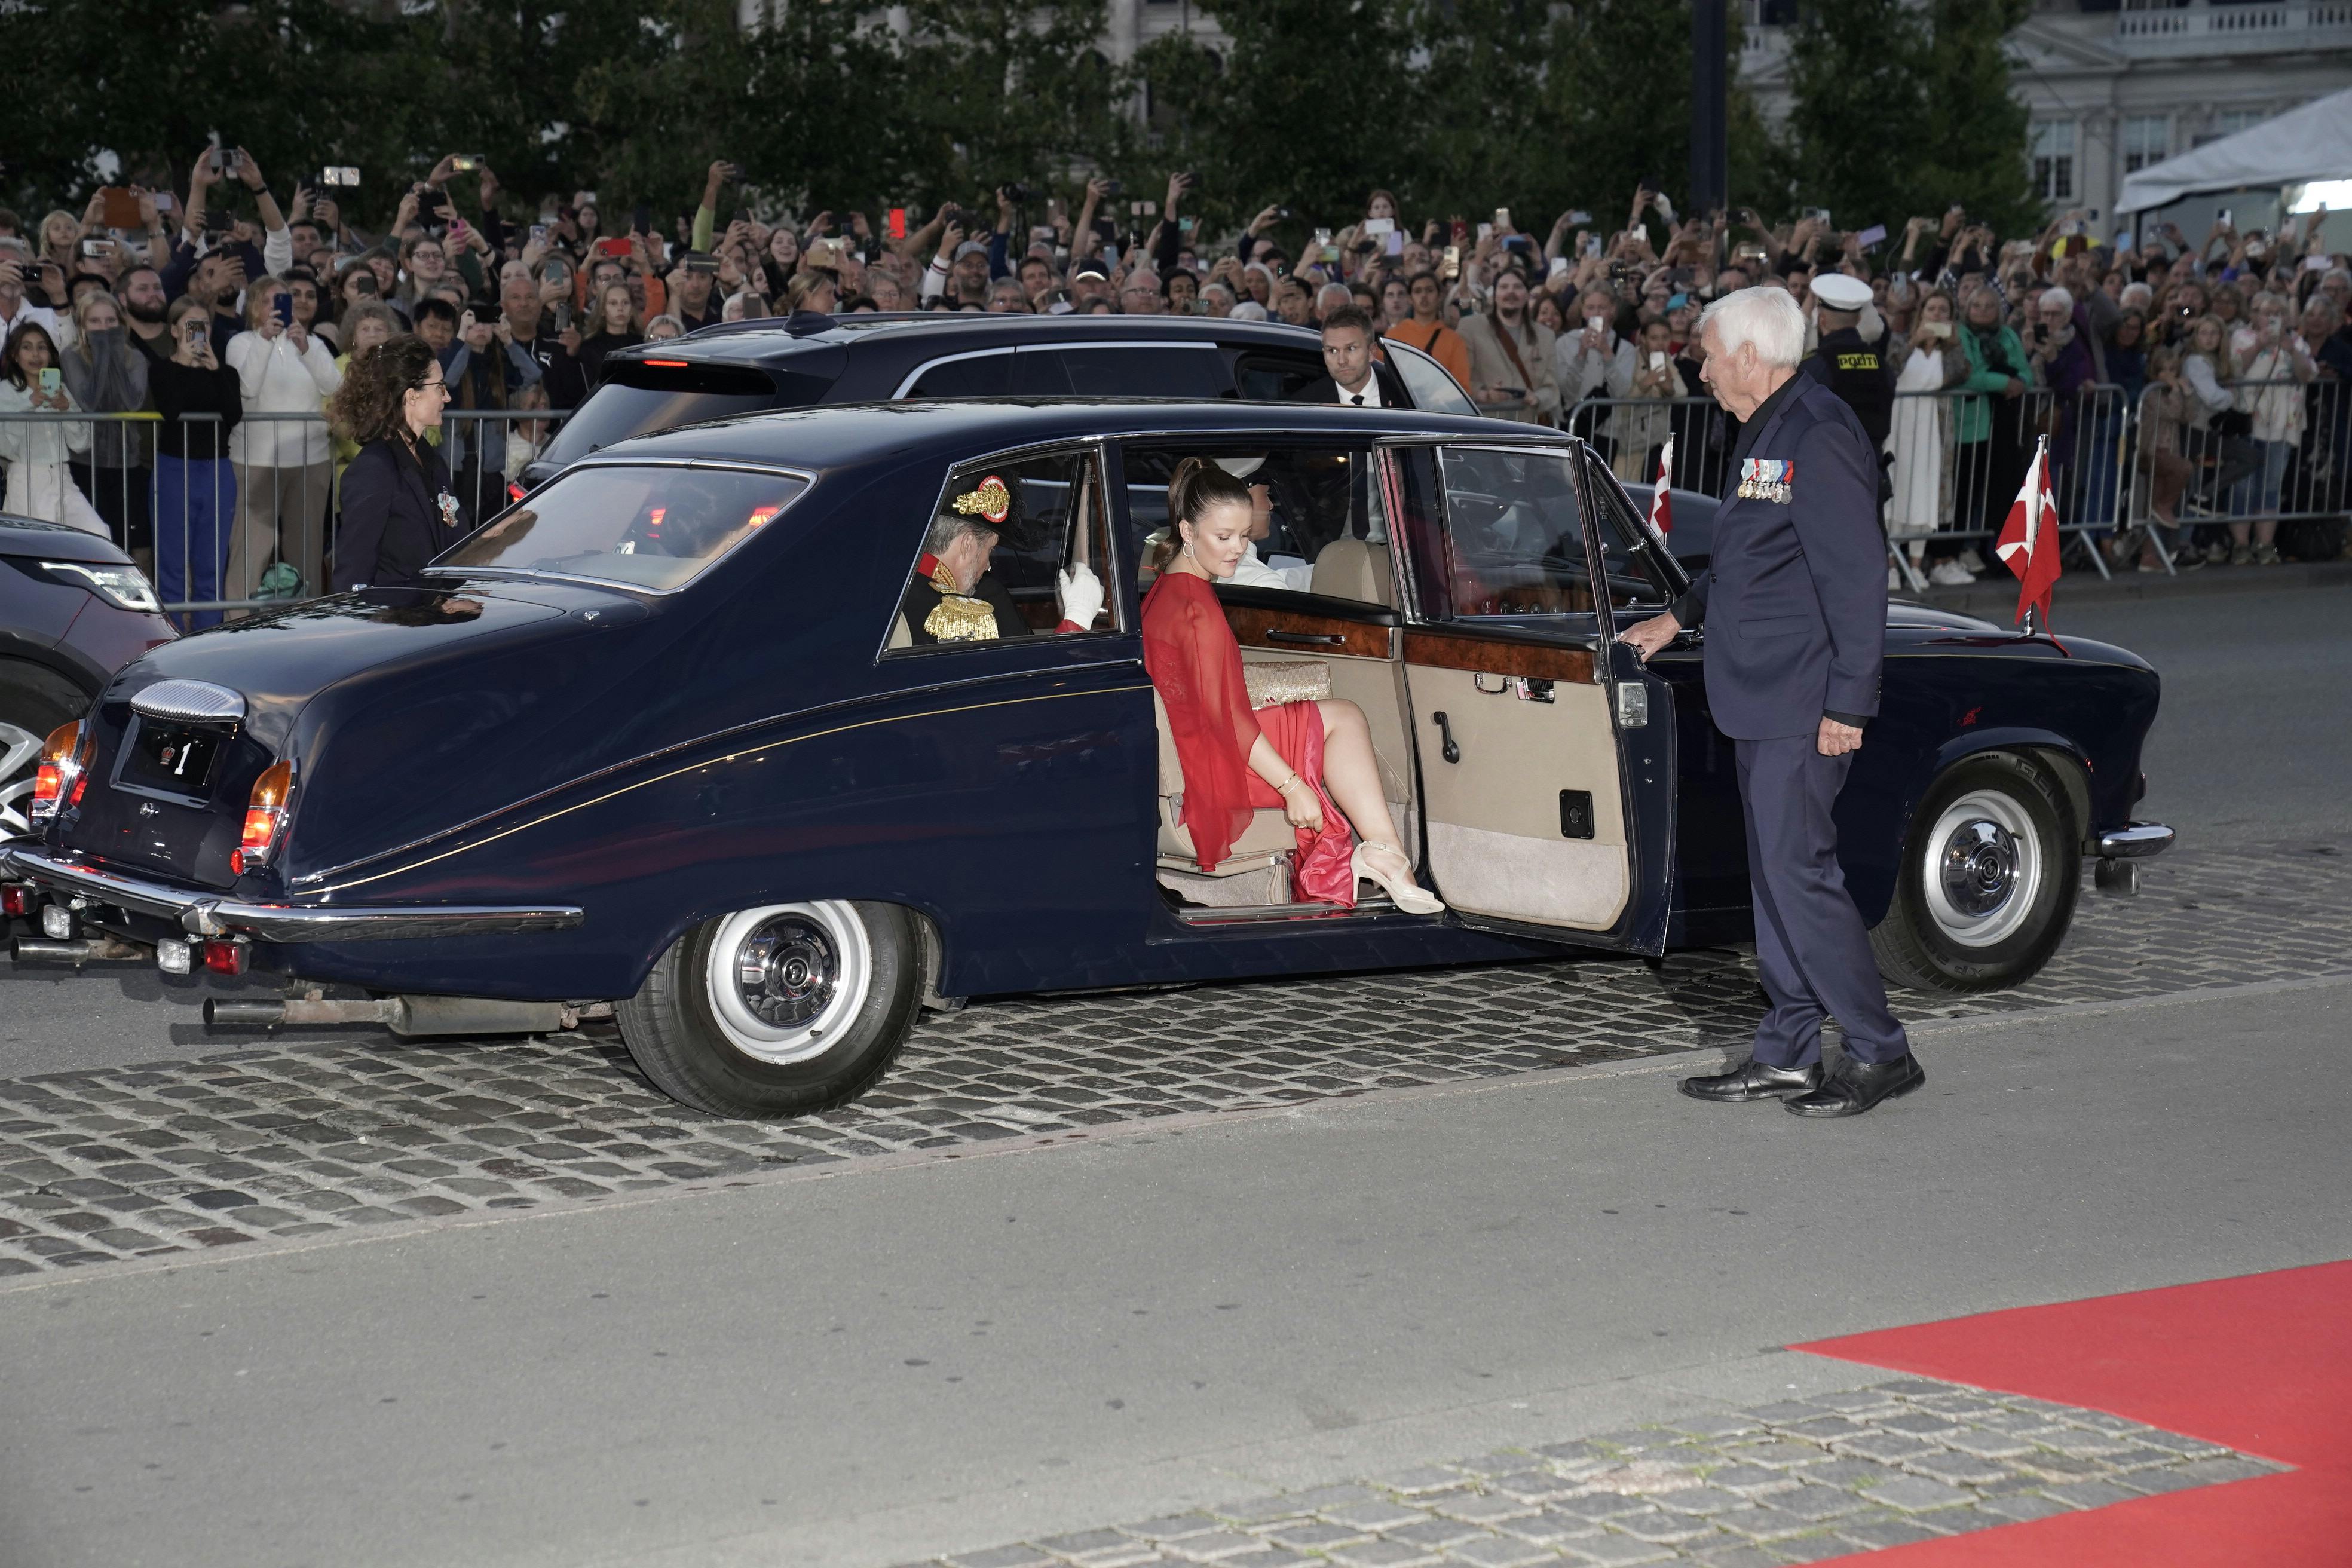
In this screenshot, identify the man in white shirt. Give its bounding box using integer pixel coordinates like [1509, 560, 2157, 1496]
[1288, 305, 1402, 408]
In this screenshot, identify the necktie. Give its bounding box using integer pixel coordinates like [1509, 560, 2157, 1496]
[1349, 393, 1364, 406]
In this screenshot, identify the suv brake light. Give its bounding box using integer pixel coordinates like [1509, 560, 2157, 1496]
[30, 721, 88, 826]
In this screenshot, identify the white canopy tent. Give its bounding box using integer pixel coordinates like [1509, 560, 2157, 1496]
[2118, 85, 2352, 213]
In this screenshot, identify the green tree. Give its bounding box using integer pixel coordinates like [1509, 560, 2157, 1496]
[1915, 0, 2036, 239]
[1780, 0, 1932, 231]
[1780, 0, 2032, 235]
[0, 0, 412, 213]
[893, 0, 1129, 210]
[1170, 0, 1425, 248]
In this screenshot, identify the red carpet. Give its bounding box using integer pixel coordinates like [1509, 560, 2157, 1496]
[1793, 1259, 2352, 1564]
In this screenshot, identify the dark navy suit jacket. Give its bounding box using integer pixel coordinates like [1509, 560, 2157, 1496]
[1670, 376, 1886, 741]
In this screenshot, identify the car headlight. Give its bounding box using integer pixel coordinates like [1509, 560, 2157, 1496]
[41, 560, 161, 613]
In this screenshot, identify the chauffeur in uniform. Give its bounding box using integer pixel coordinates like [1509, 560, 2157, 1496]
[1619, 287, 1924, 1119]
[898, 473, 1105, 645]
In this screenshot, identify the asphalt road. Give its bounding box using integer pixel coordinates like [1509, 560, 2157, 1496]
[5, 581, 2347, 1083]
[3, 976, 2347, 1568]
[2056, 582, 2352, 849]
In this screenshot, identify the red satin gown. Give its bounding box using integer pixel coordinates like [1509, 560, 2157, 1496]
[1141, 571, 1356, 906]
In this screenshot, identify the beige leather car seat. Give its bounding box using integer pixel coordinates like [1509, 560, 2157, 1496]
[1309, 538, 1394, 607]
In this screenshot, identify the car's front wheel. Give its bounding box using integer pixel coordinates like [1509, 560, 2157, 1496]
[617, 901, 923, 1117]
[1870, 752, 2080, 993]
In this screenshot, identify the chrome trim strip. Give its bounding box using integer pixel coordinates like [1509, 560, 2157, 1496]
[1170, 895, 1403, 926]
[129, 679, 247, 724]
[0, 847, 584, 943]
[2096, 823, 2173, 859]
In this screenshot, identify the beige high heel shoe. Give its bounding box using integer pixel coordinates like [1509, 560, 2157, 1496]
[1352, 841, 1445, 915]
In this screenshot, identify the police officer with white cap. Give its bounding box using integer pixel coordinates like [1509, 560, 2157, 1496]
[1802, 272, 1897, 457]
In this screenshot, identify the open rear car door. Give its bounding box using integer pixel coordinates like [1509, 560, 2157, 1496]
[1383, 440, 1679, 954]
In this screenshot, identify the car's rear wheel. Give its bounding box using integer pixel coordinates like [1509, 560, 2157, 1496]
[617, 900, 923, 1117]
[1870, 753, 2079, 993]
[0, 663, 87, 841]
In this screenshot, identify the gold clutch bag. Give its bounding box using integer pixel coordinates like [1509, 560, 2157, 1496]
[1244, 660, 1331, 708]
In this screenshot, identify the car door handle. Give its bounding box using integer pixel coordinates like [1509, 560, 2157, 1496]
[1431, 710, 1460, 764]
[1266, 629, 1345, 646]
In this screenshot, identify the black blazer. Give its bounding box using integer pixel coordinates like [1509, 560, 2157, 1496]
[1283, 359, 1410, 408]
[333, 436, 472, 593]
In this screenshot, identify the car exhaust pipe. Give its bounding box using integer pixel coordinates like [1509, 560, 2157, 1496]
[204, 994, 567, 1036]
[11, 935, 149, 964]
[2093, 856, 2139, 897]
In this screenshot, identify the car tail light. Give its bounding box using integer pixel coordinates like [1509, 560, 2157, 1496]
[30, 720, 87, 826]
[232, 760, 295, 875]
[202, 938, 249, 976]
[1, 884, 32, 918]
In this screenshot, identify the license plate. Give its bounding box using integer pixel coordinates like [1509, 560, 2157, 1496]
[120, 719, 225, 800]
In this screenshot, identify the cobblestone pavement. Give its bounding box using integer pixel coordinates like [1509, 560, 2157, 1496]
[1, 843, 2344, 1278]
[883, 1376, 2286, 1568]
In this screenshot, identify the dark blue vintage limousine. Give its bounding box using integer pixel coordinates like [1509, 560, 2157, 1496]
[4, 399, 2170, 1117]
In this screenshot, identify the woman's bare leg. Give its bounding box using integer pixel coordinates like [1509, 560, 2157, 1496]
[1313, 699, 1425, 887]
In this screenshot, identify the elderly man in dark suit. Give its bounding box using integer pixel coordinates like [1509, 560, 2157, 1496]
[1619, 286, 1923, 1119]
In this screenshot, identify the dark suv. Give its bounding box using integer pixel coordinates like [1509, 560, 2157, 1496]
[2, 516, 175, 840]
[517, 313, 1480, 495]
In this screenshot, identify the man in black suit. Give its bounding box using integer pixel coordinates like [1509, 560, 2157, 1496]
[1285, 305, 1408, 408]
[1619, 286, 1923, 1119]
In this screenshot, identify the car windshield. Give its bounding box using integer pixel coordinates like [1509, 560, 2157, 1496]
[432, 464, 810, 592]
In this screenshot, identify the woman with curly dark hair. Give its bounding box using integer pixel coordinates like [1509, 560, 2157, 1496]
[328, 333, 468, 592]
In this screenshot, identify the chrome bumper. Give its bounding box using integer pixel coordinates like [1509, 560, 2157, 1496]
[2096, 823, 2175, 860]
[0, 845, 584, 943]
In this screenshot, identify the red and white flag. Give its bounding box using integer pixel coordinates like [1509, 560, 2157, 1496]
[1649, 436, 1674, 537]
[1996, 436, 2060, 626]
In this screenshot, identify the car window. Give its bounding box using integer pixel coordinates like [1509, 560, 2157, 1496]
[1402, 445, 1593, 621]
[1122, 442, 1381, 597]
[1013, 345, 1230, 398]
[535, 363, 782, 469]
[433, 464, 809, 592]
[901, 353, 1013, 397]
[884, 448, 1118, 654]
[1383, 338, 1476, 416]
[1580, 456, 1677, 613]
[1232, 351, 1324, 402]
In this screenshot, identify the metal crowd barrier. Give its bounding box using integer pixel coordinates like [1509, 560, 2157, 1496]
[0, 408, 567, 629]
[1567, 384, 2147, 584]
[2121, 376, 2350, 571]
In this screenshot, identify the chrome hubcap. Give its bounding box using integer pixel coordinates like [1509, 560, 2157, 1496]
[0, 721, 44, 840]
[1921, 788, 2042, 948]
[705, 902, 870, 1066]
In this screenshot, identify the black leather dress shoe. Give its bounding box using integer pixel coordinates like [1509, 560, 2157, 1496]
[1679, 1059, 1823, 1104]
[1785, 1054, 1926, 1118]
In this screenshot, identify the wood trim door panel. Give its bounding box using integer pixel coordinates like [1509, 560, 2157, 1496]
[1402, 631, 1595, 684]
[1226, 604, 1396, 662]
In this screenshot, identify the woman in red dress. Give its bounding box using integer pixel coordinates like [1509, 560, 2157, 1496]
[1142, 458, 1443, 914]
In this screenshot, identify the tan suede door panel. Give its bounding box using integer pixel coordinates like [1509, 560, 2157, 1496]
[1404, 664, 1631, 930]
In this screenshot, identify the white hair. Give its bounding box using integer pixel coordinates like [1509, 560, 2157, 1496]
[1229, 301, 1270, 321]
[1699, 286, 1806, 369]
[2120, 281, 2152, 309]
[2039, 286, 2075, 314]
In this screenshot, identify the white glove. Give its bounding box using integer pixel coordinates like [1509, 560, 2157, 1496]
[1056, 562, 1104, 630]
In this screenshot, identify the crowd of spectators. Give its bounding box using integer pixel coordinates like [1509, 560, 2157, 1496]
[2, 145, 2350, 611]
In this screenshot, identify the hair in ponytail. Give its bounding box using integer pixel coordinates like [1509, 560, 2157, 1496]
[1151, 456, 1255, 572]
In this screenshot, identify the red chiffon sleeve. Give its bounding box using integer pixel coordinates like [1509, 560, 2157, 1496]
[1142, 573, 1263, 871]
